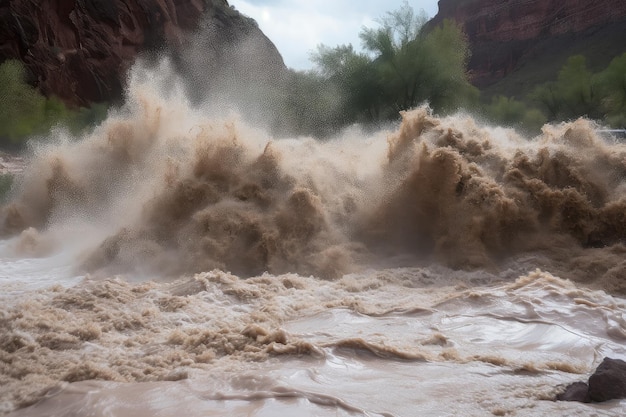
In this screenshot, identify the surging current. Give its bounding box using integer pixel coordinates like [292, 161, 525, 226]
[0, 62, 625, 416]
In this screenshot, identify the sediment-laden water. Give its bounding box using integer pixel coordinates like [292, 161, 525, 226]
[1, 62, 625, 416]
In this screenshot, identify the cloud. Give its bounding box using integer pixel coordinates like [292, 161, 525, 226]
[229, 0, 439, 70]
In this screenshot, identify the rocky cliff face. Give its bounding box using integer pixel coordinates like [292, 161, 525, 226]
[0, 0, 286, 106]
[429, 0, 626, 88]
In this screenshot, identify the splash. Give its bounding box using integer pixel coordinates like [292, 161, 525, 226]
[2, 62, 626, 290]
[1, 267, 624, 414]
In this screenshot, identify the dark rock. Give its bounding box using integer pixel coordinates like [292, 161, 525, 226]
[81, 0, 120, 26]
[0, 0, 286, 107]
[588, 358, 626, 402]
[556, 381, 590, 403]
[556, 358, 626, 403]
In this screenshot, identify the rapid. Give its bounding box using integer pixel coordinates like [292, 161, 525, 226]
[1, 61, 625, 416]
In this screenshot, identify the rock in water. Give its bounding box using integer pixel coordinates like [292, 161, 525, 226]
[556, 381, 590, 403]
[588, 358, 626, 402]
[556, 358, 626, 403]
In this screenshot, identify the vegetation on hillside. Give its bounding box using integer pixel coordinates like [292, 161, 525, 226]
[483, 54, 626, 133]
[0, 173, 13, 202]
[279, 2, 625, 136]
[279, 2, 478, 136]
[532, 54, 626, 128]
[0, 59, 108, 150]
[1, 2, 624, 150]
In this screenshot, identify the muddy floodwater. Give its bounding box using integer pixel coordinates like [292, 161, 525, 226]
[1, 63, 626, 416]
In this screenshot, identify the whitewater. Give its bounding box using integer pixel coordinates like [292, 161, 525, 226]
[1, 62, 626, 416]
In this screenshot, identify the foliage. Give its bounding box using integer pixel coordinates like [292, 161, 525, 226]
[0, 60, 108, 149]
[420, 20, 479, 112]
[530, 55, 603, 121]
[295, 3, 625, 136]
[4, 5, 623, 145]
[557, 55, 600, 118]
[0, 60, 48, 144]
[0, 173, 13, 202]
[483, 96, 546, 133]
[488, 53, 626, 132]
[312, 44, 382, 124]
[309, 2, 477, 126]
[595, 53, 626, 127]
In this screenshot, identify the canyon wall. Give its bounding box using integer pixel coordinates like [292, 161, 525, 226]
[429, 0, 626, 88]
[0, 0, 286, 106]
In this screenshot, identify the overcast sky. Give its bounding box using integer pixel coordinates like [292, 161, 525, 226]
[229, 0, 441, 70]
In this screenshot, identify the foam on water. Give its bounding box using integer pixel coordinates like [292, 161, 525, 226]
[3, 61, 626, 287]
[1, 268, 625, 416]
[0, 232, 84, 298]
[1, 61, 626, 416]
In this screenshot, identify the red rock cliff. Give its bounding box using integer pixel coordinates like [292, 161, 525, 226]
[0, 0, 286, 106]
[429, 0, 626, 87]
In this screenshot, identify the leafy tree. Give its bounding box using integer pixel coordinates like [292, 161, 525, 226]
[484, 95, 546, 133]
[312, 45, 382, 123]
[0, 60, 47, 144]
[529, 55, 602, 121]
[311, 2, 477, 125]
[557, 55, 601, 119]
[595, 53, 626, 127]
[528, 82, 562, 120]
[420, 20, 479, 112]
[0, 60, 109, 149]
[0, 174, 13, 202]
[358, 6, 427, 116]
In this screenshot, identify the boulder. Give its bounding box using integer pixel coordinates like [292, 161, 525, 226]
[556, 381, 590, 403]
[557, 357, 626, 403]
[588, 357, 626, 402]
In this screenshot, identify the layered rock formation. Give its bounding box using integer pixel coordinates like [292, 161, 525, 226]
[0, 0, 286, 106]
[429, 0, 626, 88]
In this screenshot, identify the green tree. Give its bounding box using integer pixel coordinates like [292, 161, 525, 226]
[358, 4, 428, 116]
[420, 20, 479, 112]
[484, 95, 546, 133]
[558, 55, 601, 119]
[529, 55, 602, 121]
[596, 53, 626, 127]
[312, 2, 477, 125]
[312, 45, 382, 123]
[528, 82, 562, 120]
[0, 60, 47, 144]
[0, 174, 13, 202]
[0, 59, 109, 149]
